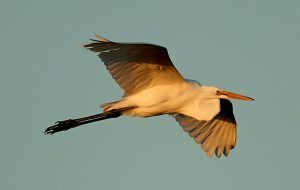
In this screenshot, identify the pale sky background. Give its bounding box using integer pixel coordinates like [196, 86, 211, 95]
[1, 0, 299, 189]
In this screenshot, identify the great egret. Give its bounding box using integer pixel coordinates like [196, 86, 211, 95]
[45, 35, 254, 158]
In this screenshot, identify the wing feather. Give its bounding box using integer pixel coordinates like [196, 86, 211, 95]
[84, 35, 185, 96]
[172, 99, 237, 158]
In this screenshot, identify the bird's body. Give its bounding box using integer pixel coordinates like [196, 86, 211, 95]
[104, 82, 220, 121]
[45, 34, 253, 158]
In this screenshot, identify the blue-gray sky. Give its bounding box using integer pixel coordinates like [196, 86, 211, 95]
[1, 0, 299, 189]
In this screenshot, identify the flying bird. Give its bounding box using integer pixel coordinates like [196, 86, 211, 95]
[45, 34, 254, 158]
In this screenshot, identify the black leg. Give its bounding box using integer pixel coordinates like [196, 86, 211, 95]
[44, 111, 119, 135]
[44, 107, 136, 135]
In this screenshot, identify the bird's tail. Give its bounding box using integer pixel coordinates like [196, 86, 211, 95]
[100, 100, 122, 112]
[44, 107, 134, 135]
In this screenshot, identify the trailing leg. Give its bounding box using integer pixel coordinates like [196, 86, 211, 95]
[44, 107, 134, 135]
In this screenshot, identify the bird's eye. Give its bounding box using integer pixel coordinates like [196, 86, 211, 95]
[216, 90, 221, 96]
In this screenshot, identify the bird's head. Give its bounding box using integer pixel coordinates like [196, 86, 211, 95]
[202, 86, 254, 101]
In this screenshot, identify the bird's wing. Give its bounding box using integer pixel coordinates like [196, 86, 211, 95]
[172, 99, 237, 158]
[84, 35, 185, 96]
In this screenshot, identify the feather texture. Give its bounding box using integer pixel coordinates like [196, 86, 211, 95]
[84, 35, 185, 96]
[172, 99, 237, 158]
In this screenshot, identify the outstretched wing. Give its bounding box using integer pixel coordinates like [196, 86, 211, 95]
[84, 35, 185, 96]
[172, 99, 237, 158]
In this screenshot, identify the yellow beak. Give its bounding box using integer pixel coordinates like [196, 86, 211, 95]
[218, 90, 254, 101]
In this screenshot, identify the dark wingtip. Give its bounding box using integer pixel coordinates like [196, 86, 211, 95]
[82, 34, 111, 48]
[81, 39, 101, 48]
[89, 39, 101, 42]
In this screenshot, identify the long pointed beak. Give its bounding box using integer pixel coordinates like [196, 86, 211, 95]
[219, 90, 254, 101]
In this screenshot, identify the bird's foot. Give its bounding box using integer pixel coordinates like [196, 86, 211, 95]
[44, 119, 79, 135]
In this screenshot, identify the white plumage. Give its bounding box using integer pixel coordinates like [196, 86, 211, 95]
[45, 35, 254, 158]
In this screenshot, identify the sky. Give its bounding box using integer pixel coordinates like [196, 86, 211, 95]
[1, 0, 299, 189]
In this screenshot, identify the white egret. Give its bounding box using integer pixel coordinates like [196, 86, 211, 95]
[45, 35, 254, 158]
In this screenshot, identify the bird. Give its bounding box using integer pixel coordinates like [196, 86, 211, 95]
[44, 34, 254, 158]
